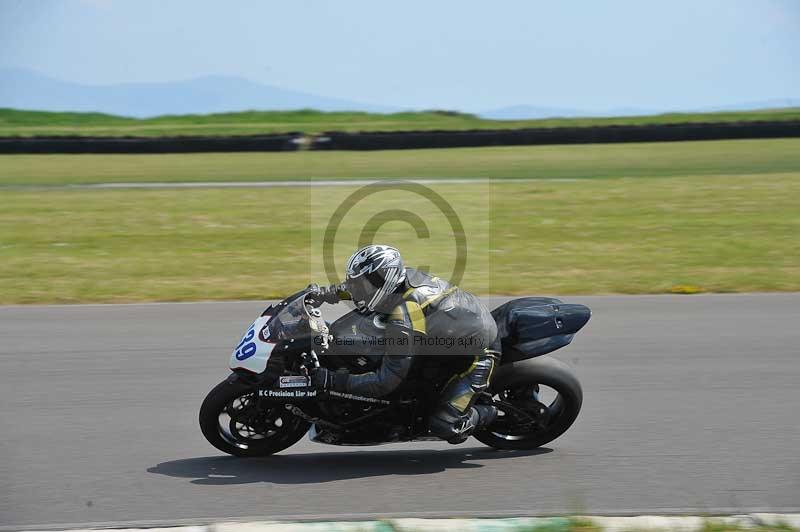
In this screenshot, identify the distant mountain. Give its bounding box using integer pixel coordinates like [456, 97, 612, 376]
[2, 68, 798, 120]
[702, 99, 800, 113]
[0, 68, 395, 118]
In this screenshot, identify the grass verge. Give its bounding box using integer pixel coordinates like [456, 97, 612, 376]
[1, 138, 800, 187]
[1, 172, 797, 304]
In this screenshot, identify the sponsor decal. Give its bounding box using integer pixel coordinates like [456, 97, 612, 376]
[279, 375, 312, 388]
[259, 325, 271, 342]
[258, 389, 317, 398]
[328, 390, 391, 405]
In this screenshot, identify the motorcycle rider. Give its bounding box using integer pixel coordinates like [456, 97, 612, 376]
[309, 244, 499, 444]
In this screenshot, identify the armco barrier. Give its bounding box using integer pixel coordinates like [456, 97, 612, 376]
[0, 133, 303, 154]
[3, 121, 799, 154]
[312, 120, 800, 150]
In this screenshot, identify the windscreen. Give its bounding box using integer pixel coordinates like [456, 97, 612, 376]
[264, 292, 313, 343]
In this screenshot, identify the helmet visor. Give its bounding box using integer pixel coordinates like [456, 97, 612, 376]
[345, 271, 381, 311]
[345, 268, 399, 312]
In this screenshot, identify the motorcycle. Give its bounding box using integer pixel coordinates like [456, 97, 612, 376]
[200, 288, 591, 456]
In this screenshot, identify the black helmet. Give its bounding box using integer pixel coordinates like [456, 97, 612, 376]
[344, 245, 406, 312]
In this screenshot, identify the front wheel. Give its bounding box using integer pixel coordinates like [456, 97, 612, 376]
[474, 356, 582, 450]
[199, 375, 310, 457]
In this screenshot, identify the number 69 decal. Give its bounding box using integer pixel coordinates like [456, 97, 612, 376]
[234, 326, 257, 360]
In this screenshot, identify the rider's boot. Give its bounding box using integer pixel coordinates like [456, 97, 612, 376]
[429, 402, 498, 444]
[472, 404, 498, 429]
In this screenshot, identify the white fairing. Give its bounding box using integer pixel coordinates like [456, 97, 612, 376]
[229, 315, 275, 374]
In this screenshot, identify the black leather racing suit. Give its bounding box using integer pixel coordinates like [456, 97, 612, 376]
[335, 268, 499, 442]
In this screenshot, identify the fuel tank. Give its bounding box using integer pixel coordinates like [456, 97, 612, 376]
[327, 308, 387, 368]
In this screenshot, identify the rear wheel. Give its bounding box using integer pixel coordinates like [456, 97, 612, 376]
[199, 376, 310, 457]
[474, 356, 582, 450]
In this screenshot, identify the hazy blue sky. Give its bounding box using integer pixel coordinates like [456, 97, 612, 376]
[1, 0, 798, 112]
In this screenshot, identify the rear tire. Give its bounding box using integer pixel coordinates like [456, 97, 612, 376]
[474, 356, 582, 450]
[199, 375, 310, 457]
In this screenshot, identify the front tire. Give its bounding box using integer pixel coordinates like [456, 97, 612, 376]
[474, 356, 582, 450]
[199, 375, 310, 457]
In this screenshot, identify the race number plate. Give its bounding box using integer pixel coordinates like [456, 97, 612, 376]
[229, 315, 275, 374]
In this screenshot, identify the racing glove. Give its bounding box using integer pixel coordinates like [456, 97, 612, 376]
[306, 283, 349, 306]
[311, 367, 349, 393]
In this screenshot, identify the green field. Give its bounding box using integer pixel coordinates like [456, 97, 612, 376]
[2, 138, 799, 187]
[1, 106, 799, 137]
[1, 139, 798, 303]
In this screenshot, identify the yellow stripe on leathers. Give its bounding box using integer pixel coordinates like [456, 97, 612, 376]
[400, 282, 456, 334]
[458, 355, 480, 379]
[405, 301, 427, 334]
[403, 285, 457, 309]
[388, 302, 427, 334]
[450, 392, 473, 412]
[441, 354, 480, 390]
